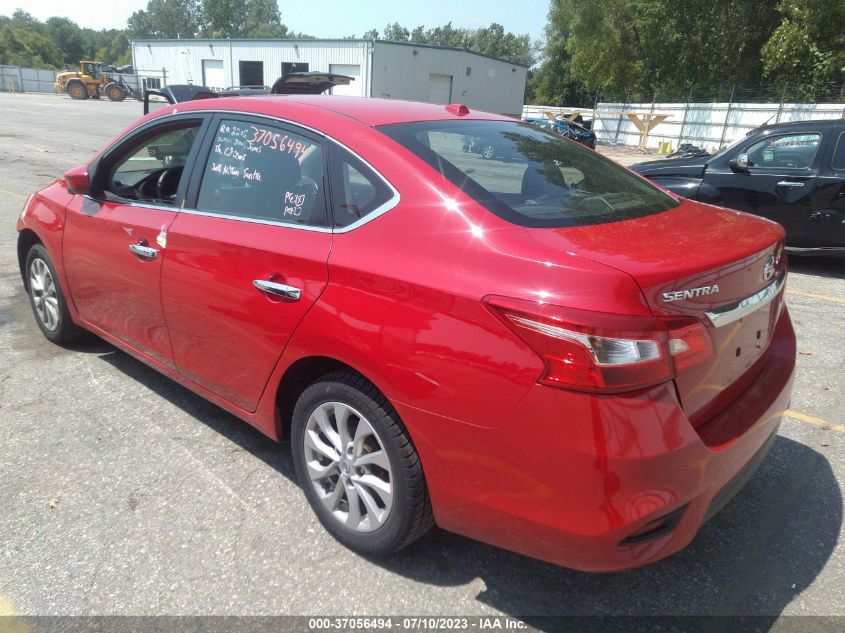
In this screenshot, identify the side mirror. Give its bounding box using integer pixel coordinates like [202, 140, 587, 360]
[64, 165, 91, 195]
[730, 153, 750, 171]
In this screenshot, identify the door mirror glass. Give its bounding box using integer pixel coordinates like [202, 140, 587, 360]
[730, 153, 750, 171]
[64, 165, 90, 195]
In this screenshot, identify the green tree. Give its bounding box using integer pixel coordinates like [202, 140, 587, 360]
[128, 0, 203, 39]
[466, 23, 535, 67]
[45, 17, 84, 66]
[0, 25, 62, 67]
[382, 22, 410, 42]
[762, 0, 845, 96]
[245, 0, 286, 37]
[202, 0, 289, 38]
[537, 0, 779, 102]
[378, 21, 535, 67]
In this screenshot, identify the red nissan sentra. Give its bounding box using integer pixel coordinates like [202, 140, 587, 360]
[17, 96, 795, 571]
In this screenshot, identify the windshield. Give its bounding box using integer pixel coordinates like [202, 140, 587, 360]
[709, 134, 747, 160]
[378, 120, 678, 228]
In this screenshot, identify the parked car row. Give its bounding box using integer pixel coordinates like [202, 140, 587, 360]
[523, 116, 597, 149]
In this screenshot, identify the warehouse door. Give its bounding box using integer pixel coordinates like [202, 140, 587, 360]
[329, 64, 360, 96]
[238, 61, 264, 87]
[202, 60, 224, 90]
[427, 73, 452, 104]
[282, 62, 309, 75]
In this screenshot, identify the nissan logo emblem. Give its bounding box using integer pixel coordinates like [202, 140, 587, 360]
[763, 255, 776, 282]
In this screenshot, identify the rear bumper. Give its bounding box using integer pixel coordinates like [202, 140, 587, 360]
[403, 307, 796, 571]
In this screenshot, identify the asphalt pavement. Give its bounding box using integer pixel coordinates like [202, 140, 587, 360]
[0, 93, 843, 622]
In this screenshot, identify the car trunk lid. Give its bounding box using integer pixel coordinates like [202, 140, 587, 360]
[526, 199, 787, 425]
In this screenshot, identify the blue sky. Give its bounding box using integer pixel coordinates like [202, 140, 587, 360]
[0, 0, 550, 43]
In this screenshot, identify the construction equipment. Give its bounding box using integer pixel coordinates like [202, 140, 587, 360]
[54, 61, 140, 102]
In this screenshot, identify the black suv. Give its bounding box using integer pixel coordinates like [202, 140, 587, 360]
[632, 119, 845, 257]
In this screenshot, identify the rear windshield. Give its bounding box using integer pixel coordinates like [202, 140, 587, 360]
[378, 120, 679, 228]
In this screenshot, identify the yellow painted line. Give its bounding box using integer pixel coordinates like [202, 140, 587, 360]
[0, 595, 28, 633]
[0, 595, 15, 616]
[786, 409, 845, 434]
[0, 187, 26, 199]
[786, 289, 845, 305]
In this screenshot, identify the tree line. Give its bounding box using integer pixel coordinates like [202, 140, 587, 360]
[362, 22, 536, 68]
[0, 10, 130, 68]
[530, 0, 845, 106]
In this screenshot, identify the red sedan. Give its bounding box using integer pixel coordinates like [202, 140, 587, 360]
[17, 95, 795, 571]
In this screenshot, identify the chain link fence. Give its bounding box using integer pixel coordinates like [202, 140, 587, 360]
[0, 65, 168, 100]
[536, 83, 845, 152]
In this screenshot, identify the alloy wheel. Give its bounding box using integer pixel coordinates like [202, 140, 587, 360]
[303, 401, 394, 533]
[29, 258, 59, 331]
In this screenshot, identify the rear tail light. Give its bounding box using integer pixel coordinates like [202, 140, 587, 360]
[485, 296, 712, 393]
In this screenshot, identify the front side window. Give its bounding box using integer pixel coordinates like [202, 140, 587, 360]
[743, 133, 821, 169]
[379, 120, 678, 228]
[196, 119, 326, 226]
[108, 123, 201, 205]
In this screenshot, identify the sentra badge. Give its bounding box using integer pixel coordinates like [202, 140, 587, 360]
[662, 285, 720, 302]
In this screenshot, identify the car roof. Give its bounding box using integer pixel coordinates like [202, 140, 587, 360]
[762, 118, 843, 131]
[167, 94, 512, 127]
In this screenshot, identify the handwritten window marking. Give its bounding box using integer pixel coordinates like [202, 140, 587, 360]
[196, 119, 326, 225]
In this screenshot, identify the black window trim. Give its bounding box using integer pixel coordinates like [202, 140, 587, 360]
[325, 138, 401, 232]
[737, 130, 824, 172]
[831, 129, 845, 172]
[174, 110, 399, 234]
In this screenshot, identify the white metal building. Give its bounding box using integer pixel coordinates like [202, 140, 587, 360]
[131, 38, 528, 116]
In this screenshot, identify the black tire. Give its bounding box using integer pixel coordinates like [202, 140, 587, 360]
[24, 244, 86, 345]
[105, 83, 126, 102]
[291, 370, 434, 556]
[480, 143, 496, 160]
[67, 81, 88, 100]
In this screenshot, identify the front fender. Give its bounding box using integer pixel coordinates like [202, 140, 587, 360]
[650, 176, 702, 200]
[17, 181, 77, 313]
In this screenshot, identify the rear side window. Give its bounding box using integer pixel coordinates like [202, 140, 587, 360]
[744, 133, 820, 169]
[378, 120, 678, 228]
[196, 119, 327, 226]
[832, 131, 845, 171]
[327, 142, 394, 228]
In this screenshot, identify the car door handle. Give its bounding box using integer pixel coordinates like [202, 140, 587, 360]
[776, 181, 804, 188]
[128, 242, 159, 260]
[252, 279, 301, 301]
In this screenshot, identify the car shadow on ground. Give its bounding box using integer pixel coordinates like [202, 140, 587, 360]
[88, 342, 841, 630]
[788, 255, 845, 280]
